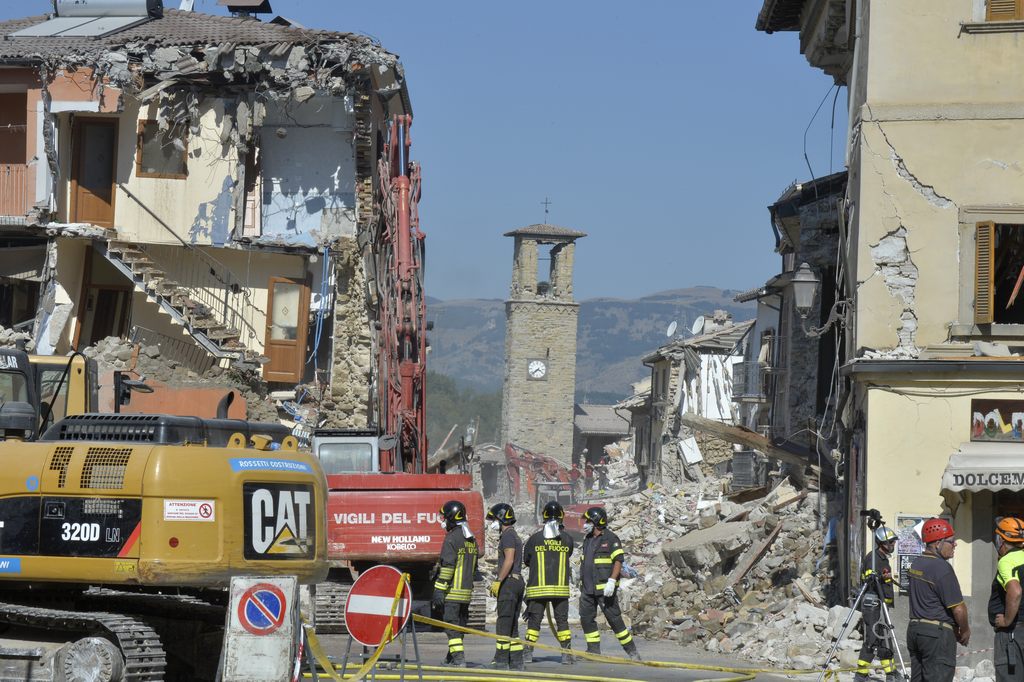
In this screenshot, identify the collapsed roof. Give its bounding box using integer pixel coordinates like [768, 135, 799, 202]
[0, 9, 405, 106]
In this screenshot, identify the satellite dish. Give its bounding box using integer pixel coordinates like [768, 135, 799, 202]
[666, 321, 678, 338]
[691, 316, 705, 335]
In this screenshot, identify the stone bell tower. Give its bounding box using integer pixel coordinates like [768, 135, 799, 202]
[500, 223, 586, 465]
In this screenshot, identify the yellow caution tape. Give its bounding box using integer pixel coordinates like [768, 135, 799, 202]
[298, 578, 880, 680]
[301, 616, 344, 682]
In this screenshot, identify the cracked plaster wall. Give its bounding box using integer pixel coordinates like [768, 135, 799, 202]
[849, 0, 1024, 356]
[854, 117, 1024, 353]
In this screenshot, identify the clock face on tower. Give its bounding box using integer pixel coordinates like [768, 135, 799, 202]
[527, 359, 548, 380]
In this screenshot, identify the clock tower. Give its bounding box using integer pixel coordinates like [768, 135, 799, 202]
[500, 223, 586, 465]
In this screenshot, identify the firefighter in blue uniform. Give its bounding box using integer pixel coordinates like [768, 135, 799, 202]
[855, 525, 898, 681]
[486, 502, 525, 670]
[579, 506, 640, 660]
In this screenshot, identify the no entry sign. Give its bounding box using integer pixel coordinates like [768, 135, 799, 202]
[345, 565, 411, 647]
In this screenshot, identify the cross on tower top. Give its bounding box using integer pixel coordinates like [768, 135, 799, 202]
[541, 197, 552, 223]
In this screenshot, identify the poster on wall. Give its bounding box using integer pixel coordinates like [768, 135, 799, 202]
[894, 513, 951, 591]
[971, 399, 1024, 442]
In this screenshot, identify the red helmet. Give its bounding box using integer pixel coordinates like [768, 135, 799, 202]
[921, 518, 954, 544]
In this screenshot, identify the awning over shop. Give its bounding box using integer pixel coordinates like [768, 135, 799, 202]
[941, 442, 1024, 492]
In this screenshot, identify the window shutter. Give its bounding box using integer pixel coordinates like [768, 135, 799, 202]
[976, 221, 996, 324]
[987, 0, 1021, 21]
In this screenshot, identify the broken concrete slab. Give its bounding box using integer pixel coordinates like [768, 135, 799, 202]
[662, 521, 753, 580]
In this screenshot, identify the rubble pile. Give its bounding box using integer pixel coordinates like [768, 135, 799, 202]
[590, 451, 848, 671]
[83, 336, 279, 422]
[956, 660, 997, 682]
[482, 442, 883, 673]
[0, 325, 35, 351]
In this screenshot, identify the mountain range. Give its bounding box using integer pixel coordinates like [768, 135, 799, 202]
[426, 286, 755, 402]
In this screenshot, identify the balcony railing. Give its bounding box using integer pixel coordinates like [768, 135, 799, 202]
[0, 164, 31, 218]
[732, 361, 767, 403]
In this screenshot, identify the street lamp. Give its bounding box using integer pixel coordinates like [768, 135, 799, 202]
[790, 262, 820, 319]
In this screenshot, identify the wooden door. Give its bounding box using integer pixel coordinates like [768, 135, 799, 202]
[264, 276, 310, 383]
[71, 119, 117, 227]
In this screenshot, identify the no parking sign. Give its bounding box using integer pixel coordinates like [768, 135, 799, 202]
[238, 583, 288, 635]
[223, 576, 298, 682]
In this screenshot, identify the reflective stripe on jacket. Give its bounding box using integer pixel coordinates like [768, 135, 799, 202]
[524, 530, 574, 599]
[583, 529, 625, 594]
[434, 527, 478, 603]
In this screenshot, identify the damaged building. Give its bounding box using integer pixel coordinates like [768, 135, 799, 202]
[636, 313, 754, 487]
[733, 171, 846, 480]
[0, 0, 415, 431]
[757, 0, 1024, 664]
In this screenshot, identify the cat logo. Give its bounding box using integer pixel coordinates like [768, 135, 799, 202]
[243, 483, 315, 560]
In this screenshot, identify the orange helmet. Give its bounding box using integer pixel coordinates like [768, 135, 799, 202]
[996, 517, 1024, 544]
[921, 518, 954, 544]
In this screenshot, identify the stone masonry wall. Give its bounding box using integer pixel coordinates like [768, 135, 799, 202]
[784, 197, 841, 446]
[501, 299, 578, 463]
[322, 236, 372, 429]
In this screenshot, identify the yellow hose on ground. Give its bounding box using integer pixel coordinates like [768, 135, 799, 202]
[299, 577, 865, 681]
[303, 671, 753, 675]
[413, 614, 864, 677]
[329, 661, 662, 681]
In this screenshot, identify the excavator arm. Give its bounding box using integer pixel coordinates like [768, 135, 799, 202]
[374, 116, 427, 473]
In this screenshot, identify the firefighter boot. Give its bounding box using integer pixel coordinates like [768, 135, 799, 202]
[449, 651, 466, 668]
[586, 642, 601, 656]
[509, 648, 525, 671]
[624, 640, 641, 661]
[852, 675, 870, 682]
[885, 674, 904, 682]
[560, 643, 575, 665]
[489, 650, 509, 670]
[522, 646, 533, 664]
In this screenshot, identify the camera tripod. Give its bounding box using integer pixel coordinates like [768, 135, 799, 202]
[818, 510, 909, 681]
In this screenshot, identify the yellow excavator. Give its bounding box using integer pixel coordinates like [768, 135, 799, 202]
[0, 349, 328, 681]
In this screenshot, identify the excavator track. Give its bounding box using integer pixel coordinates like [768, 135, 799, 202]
[467, 581, 487, 632]
[0, 600, 167, 681]
[314, 581, 352, 634]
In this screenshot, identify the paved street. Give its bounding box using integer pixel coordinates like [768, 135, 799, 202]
[319, 631, 796, 681]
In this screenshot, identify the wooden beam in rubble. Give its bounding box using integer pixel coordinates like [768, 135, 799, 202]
[679, 412, 820, 479]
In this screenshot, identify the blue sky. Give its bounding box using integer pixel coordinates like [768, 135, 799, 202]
[2, 0, 847, 301]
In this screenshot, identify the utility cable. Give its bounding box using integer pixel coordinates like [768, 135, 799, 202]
[803, 84, 838, 202]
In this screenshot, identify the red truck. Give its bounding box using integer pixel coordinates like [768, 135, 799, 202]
[311, 118, 485, 631]
[312, 429, 485, 630]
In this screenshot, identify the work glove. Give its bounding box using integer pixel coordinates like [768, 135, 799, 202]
[489, 581, 501, 598]
[602, 579, 617, 598]
[432, 589, 446, 612]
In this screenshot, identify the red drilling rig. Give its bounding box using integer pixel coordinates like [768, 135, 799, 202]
[311, 117, 485, 630]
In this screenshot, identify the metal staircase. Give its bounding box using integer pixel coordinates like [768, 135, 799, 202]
[99, 240, 258, 360]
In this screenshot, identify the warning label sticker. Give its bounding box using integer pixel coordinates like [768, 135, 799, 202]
[163, 499, 216, 522]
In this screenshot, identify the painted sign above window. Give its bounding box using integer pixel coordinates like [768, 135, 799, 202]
[971, 399, 1024, 441]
